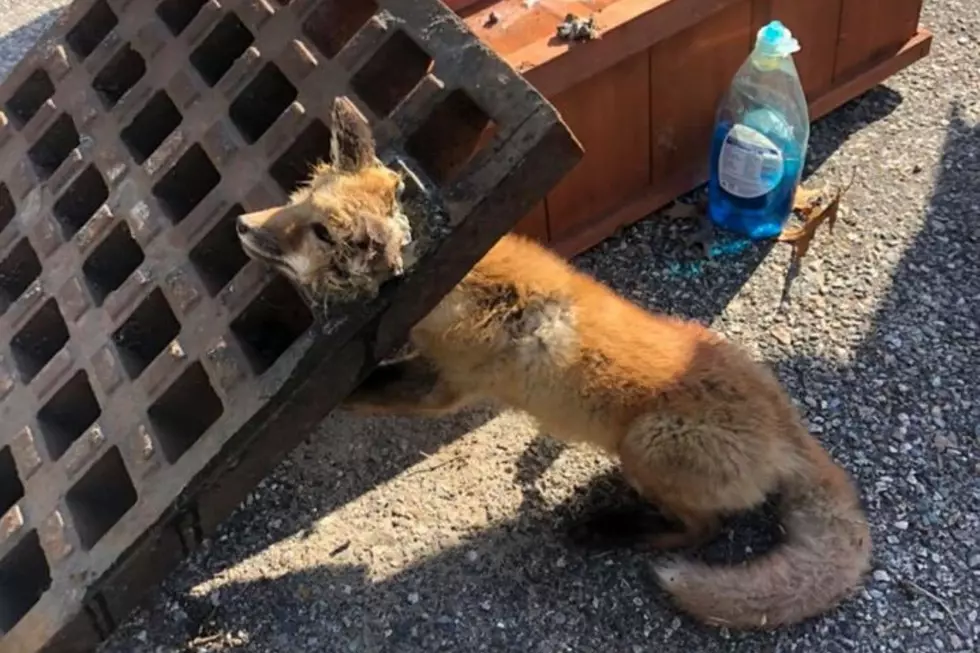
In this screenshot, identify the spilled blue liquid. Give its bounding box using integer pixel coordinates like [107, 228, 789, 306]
[708, 109, 803, 240]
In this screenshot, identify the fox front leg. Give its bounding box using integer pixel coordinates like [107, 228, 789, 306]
[341, 354, 467, 417]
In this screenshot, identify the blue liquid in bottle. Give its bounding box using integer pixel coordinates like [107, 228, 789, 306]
[708, 21, 810, 240]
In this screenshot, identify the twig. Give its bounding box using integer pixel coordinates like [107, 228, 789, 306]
[900, 578, 968, 637]
[404, 454, 467, 477]
[329, 540, 352, 557]
[187, 632, 224, 648]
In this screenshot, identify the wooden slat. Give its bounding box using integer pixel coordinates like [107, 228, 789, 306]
[511, 201, 550, 243]
[649, 0, 753, 185]
[768, 0, 844, 101]
[834, 0, 923, 83]
[544, 51, 651, 242]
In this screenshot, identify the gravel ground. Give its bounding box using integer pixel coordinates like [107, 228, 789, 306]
[3, 1, 979, 652]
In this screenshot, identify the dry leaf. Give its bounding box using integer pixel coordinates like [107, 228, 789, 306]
[792, 185, 828, 212]
[779, 171, 856, 260]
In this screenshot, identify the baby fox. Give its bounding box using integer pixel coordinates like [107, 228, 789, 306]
[237, 97, 871, 629]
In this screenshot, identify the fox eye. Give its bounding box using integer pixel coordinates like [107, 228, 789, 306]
[311, 223, 332, 244]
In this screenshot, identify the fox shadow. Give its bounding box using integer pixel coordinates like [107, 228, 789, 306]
[100, 464, 804, 653]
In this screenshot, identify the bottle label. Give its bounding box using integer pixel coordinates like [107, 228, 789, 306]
[717, 124, 785, 198]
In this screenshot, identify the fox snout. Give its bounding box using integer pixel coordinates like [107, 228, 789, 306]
[236, 208, 286, 264]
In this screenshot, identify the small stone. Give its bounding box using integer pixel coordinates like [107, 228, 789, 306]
[407, 592, 420, 604]
[950, 634, 964, 649]
[873, 570, 891, 583]
[968, 554, 980, 569]
[771, 325, 793, 345]
[465, 550, 479, 563]
[895, 520, 909, 530]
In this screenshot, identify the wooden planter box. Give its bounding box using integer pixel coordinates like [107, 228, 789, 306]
[448, 0, 932, 256]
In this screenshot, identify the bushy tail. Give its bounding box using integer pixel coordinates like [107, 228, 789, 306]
[656, 441, 872, 629]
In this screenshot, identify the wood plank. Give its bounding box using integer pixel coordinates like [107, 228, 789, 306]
[511, 201, 550, 242]
[769, 0, 844, 101]
[834, 0, 923, 83]
[544, 51, 651, 242]
[648, 0, 753, 187]
[501, 0, 745, 97]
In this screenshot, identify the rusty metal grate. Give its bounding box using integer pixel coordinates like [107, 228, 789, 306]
[0, 1, 581, 651]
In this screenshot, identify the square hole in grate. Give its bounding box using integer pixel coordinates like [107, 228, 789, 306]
[149, 361, 222, 463]
[303, 1, 377, 59]
[28, 113, 79, 179]
[38, 370, 101, 461]
[231, 276, 313, 374]
[0, 239, 41, 315]
[0, 184, 14, 234]
[112, 289, 180, 379]
[0, 446, 24, 517]
[228, 64, 297, 143]
[121, 91, 182, 164]
[53, 165, 109, 238]
[5, 69, 55, 128]
[92, 45, 146, 108]
[82, 221, 145, 306]
[156, 0, 208, 36]
[268, 120, 331, 193]
[407, 90, 497, 183]
[351, 31, 432, 118]
[65, 0, 118, 59]
[0, 530, 50, 635]
[152, 144, 220, 224]
[10, 299, 69, 384]
[65, 447, 136, 551]
[189, 205, 248, 296]
[190, 13, 254, 87]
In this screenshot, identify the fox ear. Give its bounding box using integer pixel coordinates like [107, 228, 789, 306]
[330, 96, 376, 173]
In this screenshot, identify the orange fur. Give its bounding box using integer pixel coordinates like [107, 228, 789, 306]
[236, 96, 872, 630]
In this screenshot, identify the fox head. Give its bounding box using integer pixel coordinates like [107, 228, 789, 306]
[236, 97, 412, 303]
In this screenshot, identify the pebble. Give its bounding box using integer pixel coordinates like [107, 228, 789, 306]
[873, 570, 892, 583]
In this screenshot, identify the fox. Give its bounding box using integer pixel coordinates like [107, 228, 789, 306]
[236, 97, 872, 629]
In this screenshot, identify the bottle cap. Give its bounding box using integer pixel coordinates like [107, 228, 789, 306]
[755, 20, 801, 58]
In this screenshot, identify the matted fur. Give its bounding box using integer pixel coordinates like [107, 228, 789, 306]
[236, 100, 872, 630]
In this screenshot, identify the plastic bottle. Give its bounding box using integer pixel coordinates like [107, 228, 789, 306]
[707, 20, 810, 240]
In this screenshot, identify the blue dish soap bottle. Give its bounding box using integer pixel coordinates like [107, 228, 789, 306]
[708, 20, 810, 240]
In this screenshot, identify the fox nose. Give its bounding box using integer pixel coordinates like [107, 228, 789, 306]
[236, 215, 250, 236]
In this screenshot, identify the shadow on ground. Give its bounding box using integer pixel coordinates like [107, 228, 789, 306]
[102, 88, 980, 653]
